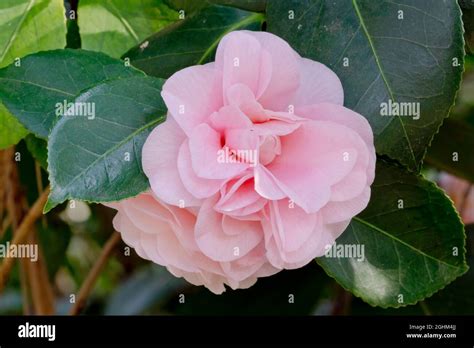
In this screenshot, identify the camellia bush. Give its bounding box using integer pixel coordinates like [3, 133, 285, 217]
[0, 0, 473, 316]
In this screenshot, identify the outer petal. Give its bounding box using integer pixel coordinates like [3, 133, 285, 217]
[295, 103, 376, 196]
[243, 31, 300, 111]
[321, 187, 371, 224]
[215, 31, 272, 103]
[290, 58, 344, 107]
[177, 140, 224, 199]
[142, 118, 200, 207]
[161, 63, 223, 136]
[195, 197, 263, 262]
[295, 103, 374, 150]
[266, 121, 365, 213]
[269, 200, 319, 253]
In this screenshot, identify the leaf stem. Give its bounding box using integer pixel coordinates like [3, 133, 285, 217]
[69, 231, 121, 315]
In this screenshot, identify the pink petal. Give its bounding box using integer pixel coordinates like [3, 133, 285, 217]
[295, 103, 374, 149]
[209, 104, 252, 132]
[215, 176, 262, 214]
[321, 187, 371, 224]
[269, 200, 319, 253]
[226, 83, 268, 123]
[220, 244, 267, 281]
[296, 104, 376, 187]
[330, 170, 367, 202]
[243, 31, 300, 111]
[215, 31, 272, 102]
[161, 63, 222, 136]
[142, 118, 200, 207]
[177, 140, 224, 199]
[189, 123, 248, 179]
[266, 121, 365, 213]
[195, 198, 263, 262]
[290, 58, 344, 107]
[254, 164, 287, 200]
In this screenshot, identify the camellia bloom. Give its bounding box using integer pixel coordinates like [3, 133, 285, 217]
[107, 31, 376, 294]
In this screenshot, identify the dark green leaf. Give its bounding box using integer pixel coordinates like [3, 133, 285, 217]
[0, 0, 68, 148]
[210, 0, 266, 12]
[317, 160, 468, 308]
[45, 76, 167, 213]
[418, 225, 474, 314]
[267, 0, 464, 171]
[425, 119, 474, 183]
[77, 0, 178, 58]
[163, 0, 207, 13]
[0, 49, 144, 138]
[164, 0, 266, 13]
[124, 5, 264, 78]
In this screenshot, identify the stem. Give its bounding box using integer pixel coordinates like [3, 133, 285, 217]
[69, 231, 121, 315]
[0, 187, 50, 293]
[4, 148, 30, 313]
[25, 232, 55, 315]
[0, 214, 10, 239]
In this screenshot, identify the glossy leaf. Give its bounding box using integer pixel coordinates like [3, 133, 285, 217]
[418, 225, 474, 314]
[0, 0, 67, 148]
[317, 160, 468, 308]
[267, 0, 464, 171]
[45, 76, 167, 213]
[164, 0, 266, 13]
[124, 5, 264, 78]
[78, 0, 178, 58]
[0, 49, 144, 138]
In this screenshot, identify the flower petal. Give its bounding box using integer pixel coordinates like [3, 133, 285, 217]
[178, 140, 224, 199]
[161, 63, 222, 136]
[142, 118, 200, 207]
[189, 123, 248, 179]
[290, 58, 344, 107]
[195, 198, 263, 262]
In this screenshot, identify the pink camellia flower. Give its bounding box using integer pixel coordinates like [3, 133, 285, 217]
[107, 31, 376, 294]
[438, 173, 474, 224]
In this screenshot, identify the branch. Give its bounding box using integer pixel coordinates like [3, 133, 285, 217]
[0, 186, 50, 293]
[69, 231, 121, 315]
